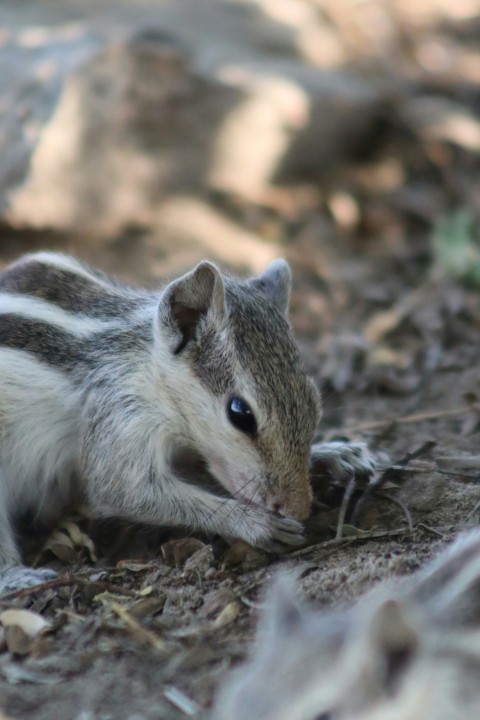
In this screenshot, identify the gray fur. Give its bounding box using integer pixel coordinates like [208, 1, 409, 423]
[0, 252, 144, 317]
[0, 253, 322, 591]
[0, 253, 381, 592]
[0, 314, 80, 368]
[248, 258, 292, 315]
[216, 530, 480, 720]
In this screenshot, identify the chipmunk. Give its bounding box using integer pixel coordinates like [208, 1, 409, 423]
[216, 530, 480, 720]
[0, 252, 376, 592]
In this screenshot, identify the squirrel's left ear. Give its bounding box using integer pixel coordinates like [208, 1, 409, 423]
[158, 261, 226, 352]
[250, 259, 292, 315]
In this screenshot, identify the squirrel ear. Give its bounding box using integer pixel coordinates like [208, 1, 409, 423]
[158, 261, 226, 352]
[250, 259, 292, 315]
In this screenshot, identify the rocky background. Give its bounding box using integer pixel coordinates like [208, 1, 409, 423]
[1, 1, 480, 718]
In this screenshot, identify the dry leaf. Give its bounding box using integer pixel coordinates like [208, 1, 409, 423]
[222, 541, 268, 570]
[129, 596, 165, 620]
[161, 538, 206, 568]
[364, 308, 405, 343]
[138, 585, 153, 597]
[0, 609, 51, 655]
[43, 534, 77, 564]
[212, 601, 240, 628]
[116, 561, 158, 572]
[42, 521, 97, 564]
[183, 546, 215, 575]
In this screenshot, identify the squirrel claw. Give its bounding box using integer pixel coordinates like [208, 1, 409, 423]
[257, 514, 305, 553]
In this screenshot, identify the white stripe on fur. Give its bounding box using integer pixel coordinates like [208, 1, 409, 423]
[0, 293, 120, 335]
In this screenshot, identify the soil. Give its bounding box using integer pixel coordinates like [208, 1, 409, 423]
[1, 2, 480, 719]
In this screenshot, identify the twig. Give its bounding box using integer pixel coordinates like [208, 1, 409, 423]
[416, 523, 448, 538]
[378, 463, 480, 482]
[465, 498, 480, 523]
[336, 477, 356, 540]
[351, 441, 435, 526]
[436, 455, 480, 469]
[287, 527, 410, 559]
[0, 574, 136, 603]
[346, 404, 480, 433]
[398, 440, 437, 465]
[109, 600, 166, 652]
[374, 493, 413, 531]
[287, 541, 349, 560]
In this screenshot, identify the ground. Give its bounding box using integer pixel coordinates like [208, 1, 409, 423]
[1, 1, 480, 719]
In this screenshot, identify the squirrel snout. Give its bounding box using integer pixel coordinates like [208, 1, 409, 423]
[268, 482, 312, 521]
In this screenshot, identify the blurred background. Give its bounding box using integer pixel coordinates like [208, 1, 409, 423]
[1, 0, 480, 428]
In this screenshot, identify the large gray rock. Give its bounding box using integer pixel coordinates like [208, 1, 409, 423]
[1, 0, 387, 235]
[8, 30, 239, 234]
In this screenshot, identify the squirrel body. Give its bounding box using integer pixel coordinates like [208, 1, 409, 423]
[0, 252, 379, 592]
[0, 252, 325, 591]
[216, 530, 480, 720]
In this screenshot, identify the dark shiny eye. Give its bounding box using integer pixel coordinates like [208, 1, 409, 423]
[227, 397, 257, 436]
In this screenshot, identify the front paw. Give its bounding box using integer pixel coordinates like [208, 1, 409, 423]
[238, 508, 305, 554]
[310, 441, 385, 485]
[0, 565, 58, 595]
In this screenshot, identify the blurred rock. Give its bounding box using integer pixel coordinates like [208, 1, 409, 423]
[0, 21, 101, 215]
[6, 30, 238, 235]
[154, 196, 280, 273]
[1, 1, 387, 235]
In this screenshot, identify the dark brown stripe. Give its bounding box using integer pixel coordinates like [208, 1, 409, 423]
[0, 314, 81, 368]
[0, 261, 144, 318]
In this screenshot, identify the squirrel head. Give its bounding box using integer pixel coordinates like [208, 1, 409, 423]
[156, 258, 320, 520]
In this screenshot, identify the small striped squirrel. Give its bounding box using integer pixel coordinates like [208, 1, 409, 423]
[0, 253, 375, 592]
[216, 530, 480, 720]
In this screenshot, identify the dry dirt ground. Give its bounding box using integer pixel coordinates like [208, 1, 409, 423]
[1, 2, 480, 719]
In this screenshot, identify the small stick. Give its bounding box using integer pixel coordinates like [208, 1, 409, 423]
[0, 574, 136, 603]
[417, 523, 448, 538]
[398, 440, 437, 465]
[109, 600, 166, 652]
[346, 404, 480, 433]
[288, 527, 410, 559]
[376, 463, 480, 482]
[374, 493, 414, 531]
[336, 476, 356, 540]
[465, 498, 480, 523]
[351, 441, 435, 526]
